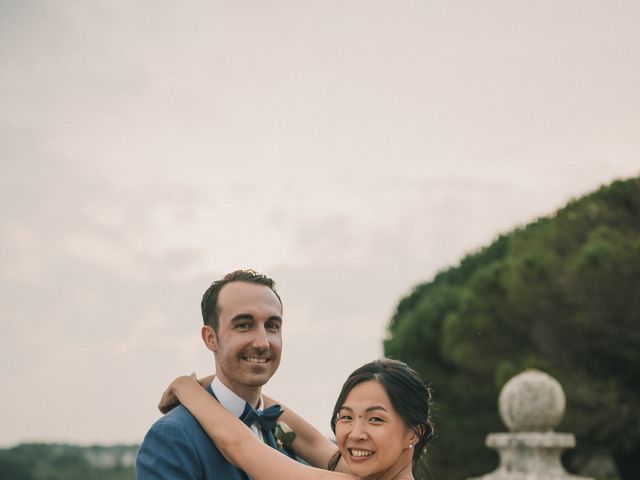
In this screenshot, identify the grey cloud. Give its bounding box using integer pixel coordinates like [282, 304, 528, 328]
[2, 0, 640, 447]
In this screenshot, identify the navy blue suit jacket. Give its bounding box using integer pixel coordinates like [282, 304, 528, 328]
[136, 385, 291, 480]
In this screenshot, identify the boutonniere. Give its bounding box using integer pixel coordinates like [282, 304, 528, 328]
[273, 421, 296, 452]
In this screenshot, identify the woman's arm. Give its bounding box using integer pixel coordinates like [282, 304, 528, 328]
[170, 376, 352, 480]
[159, 374, 349, 473]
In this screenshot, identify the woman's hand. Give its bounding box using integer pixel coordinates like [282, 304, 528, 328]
[158, 373, 214, 414]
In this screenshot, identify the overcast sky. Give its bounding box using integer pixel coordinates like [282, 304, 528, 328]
[1, 1, 639, 446]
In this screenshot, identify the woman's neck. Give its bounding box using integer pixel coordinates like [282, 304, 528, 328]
[362, 460, 413, 480]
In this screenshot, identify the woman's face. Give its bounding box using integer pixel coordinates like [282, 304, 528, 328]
[335, 380, 416, 480]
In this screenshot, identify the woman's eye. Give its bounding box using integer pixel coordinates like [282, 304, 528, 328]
[337, 414, 352, 422]
[369, 416, 384, 423]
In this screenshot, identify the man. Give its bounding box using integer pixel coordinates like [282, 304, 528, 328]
[136, 269, 292, 479]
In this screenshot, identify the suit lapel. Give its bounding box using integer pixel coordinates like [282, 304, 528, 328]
[204, 383, 251, 480]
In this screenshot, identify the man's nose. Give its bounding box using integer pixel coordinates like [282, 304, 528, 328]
[251, 326, 270, 350]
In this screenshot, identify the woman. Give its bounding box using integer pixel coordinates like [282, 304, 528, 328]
[163, 359, 434, 480]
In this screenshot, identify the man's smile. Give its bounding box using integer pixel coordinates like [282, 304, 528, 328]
[243, 356, 269, 364]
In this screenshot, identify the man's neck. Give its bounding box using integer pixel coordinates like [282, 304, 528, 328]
[214, 374, 262, 408]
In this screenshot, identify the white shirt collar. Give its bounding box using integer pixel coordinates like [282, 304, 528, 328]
[211, 377, 263, 417]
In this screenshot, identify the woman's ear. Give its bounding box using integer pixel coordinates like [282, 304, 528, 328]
[415, 424, 426, 437]
[410, 423, 428, 446]
[406, 425, 422, 449]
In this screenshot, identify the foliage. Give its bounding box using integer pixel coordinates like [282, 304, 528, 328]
[0, 443, 137, 480]
[385, 177, 640, 480]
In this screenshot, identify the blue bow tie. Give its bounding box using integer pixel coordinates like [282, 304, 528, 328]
[241, 403, 283, 433]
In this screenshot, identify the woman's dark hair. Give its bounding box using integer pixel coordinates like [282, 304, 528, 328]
[327, 358, 434, 471]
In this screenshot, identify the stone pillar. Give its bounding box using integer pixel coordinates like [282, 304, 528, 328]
[469, 369, 593, 480]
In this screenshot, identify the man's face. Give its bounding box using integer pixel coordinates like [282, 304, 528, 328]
[204, 281, 283, 397]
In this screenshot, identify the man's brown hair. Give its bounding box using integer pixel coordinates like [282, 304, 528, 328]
[201, 269, 282, 332]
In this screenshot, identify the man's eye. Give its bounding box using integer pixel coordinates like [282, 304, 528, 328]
[235, 322, 250, 330]
[266, 323, 281, 332]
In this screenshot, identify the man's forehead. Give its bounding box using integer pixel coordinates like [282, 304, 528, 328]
[217, 281, 282, 312]
[218, 280, 278, 298]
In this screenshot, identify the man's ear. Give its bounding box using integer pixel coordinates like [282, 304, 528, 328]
[202, 325, 218, 353]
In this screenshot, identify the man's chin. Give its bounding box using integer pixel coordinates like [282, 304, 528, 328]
[233, 366, 273, 384]
[242, 373, 274, 387]
[242, 359, 279, 374]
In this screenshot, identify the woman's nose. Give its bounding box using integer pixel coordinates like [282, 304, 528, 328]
[348, 420, 368, 440]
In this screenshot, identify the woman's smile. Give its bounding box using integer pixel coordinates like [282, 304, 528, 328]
[349, 448, 375, 458]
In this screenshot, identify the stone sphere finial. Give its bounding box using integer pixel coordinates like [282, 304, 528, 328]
[498, 369, 566, 432]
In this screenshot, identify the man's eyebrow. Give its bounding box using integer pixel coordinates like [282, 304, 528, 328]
[230, 314, 282, 322]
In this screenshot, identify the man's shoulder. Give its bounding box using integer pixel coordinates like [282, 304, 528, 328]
[138, 404, 222, 466]
[151, 384, 216, 431]
[137, 406, 215, 479]
[136, 388, 261, 479]
[146, 404, 204, 436]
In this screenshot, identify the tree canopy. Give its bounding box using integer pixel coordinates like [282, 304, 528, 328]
[385, 177, 640, 480]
